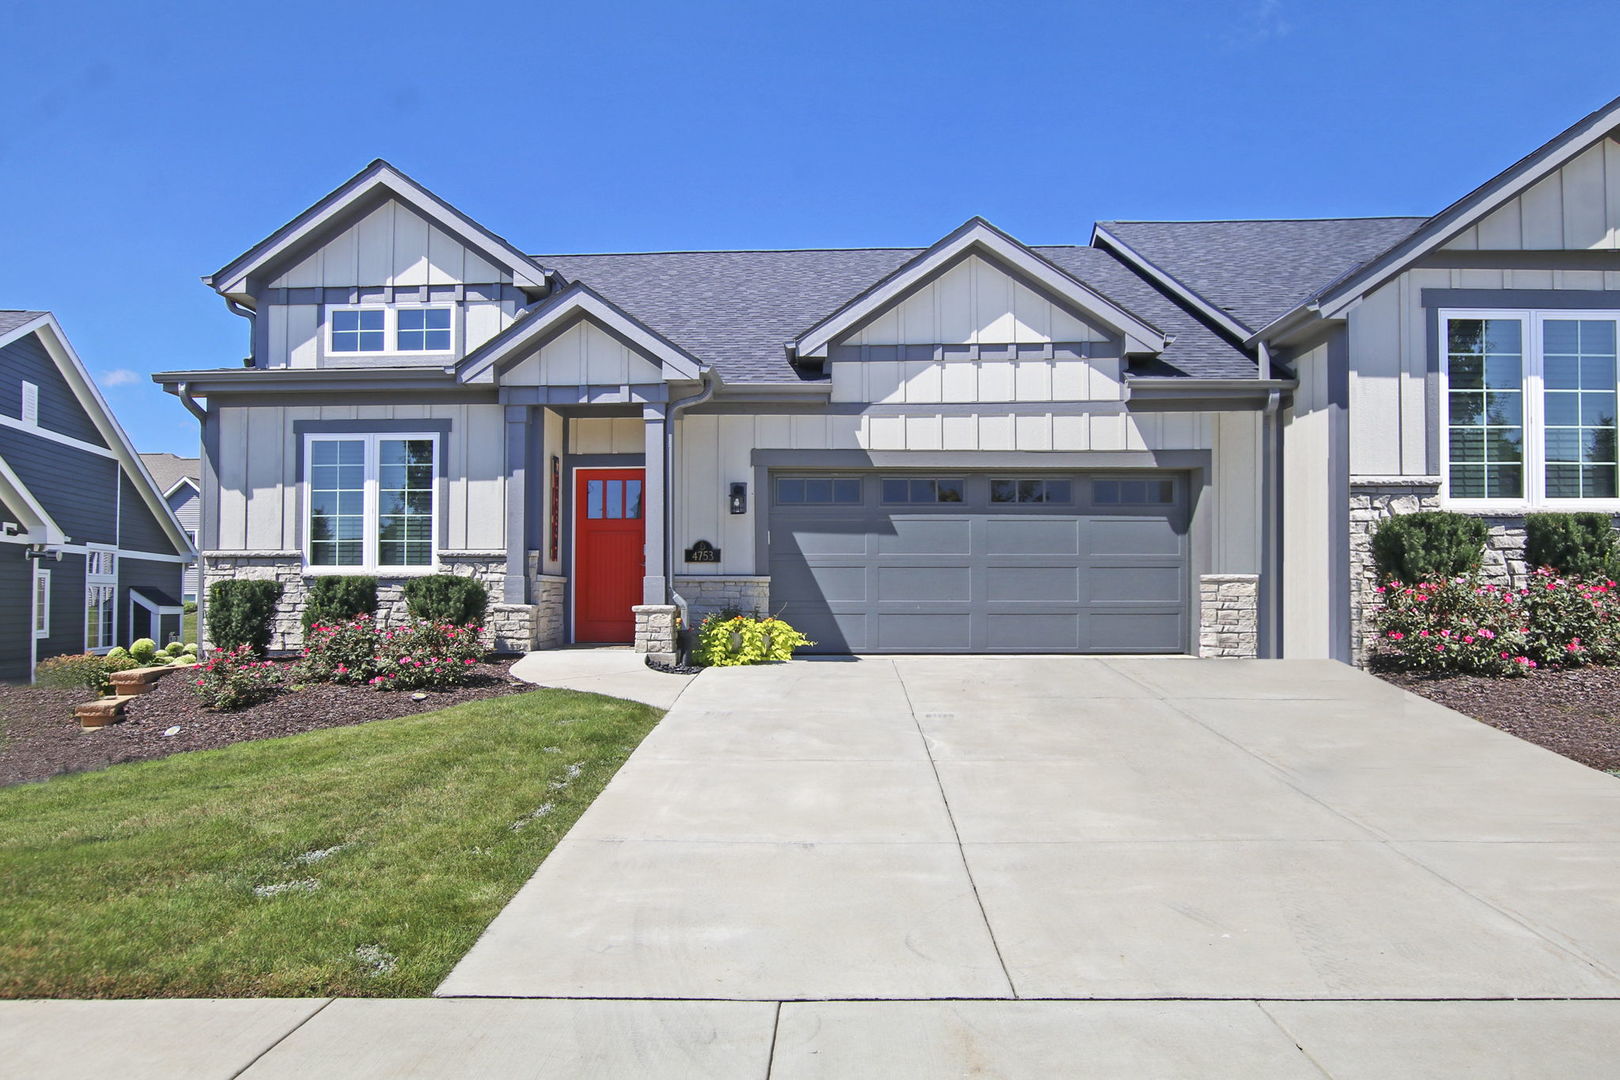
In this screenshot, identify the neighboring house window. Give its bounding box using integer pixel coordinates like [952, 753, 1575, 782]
[21, 381, 38, 425]
[776, 477, 862, 504]
[991, 478, 1072, 504]
[882, 477, 964, 504]
[1443, 311, 1620, 505]
[329, 308, 387, 352]
[34, 567, 50, 639]
[396, 308, 453, 352]
[305, 433, 438, 570]
[85, 548, 117, 651]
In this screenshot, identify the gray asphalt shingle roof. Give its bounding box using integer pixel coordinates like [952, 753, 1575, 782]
[0, 310, 46, 336]
[139, 452, 199, 494]
[540, 245, 1258, 382]
[1098, 218, 1428, 332]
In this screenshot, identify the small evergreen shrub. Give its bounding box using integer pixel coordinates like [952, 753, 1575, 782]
[402, 575, 488, 626]
[164, 641, 186, 657]
[191, 644, 282, 710]
[301, 575, 379, 632]
[692, 614, 814, 667]
[208, 579, 283, 655]
[129, 638, 159, 665]
[34, 654, 110, 693]
[1523, 512, 1620, 578]
[1370, 511, 1488, 584]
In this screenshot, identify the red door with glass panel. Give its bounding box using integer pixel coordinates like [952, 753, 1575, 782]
[574, 469, 645, 642]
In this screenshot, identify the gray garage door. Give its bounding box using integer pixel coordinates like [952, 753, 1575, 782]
[768, 472, 1189, 654]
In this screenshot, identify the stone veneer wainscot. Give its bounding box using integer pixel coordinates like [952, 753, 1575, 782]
[1198, 574, 1259, 658]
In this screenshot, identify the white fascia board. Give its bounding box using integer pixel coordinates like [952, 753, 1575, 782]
[15, 315, 197, 558]
[1091, 224, 1253, 340]
[162, 476, 200, 499]
[794, 220, 1168, 359]
[209, 162, 550, 298]
[0, 455, 65, 544]
[458, 286, 705, 384]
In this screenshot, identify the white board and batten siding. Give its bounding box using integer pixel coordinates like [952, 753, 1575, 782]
[507, 321, 664, 387]
[214, 402, 508, 553]
[849, 254, 1109, 346]
[1443, 139, 1620, 252]
[1281, 340, 1334, 659]
[263, 199, 519, 370]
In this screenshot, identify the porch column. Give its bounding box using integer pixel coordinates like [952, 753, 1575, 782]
[503, 405, 531, 604]
[642, 402, 668, 605]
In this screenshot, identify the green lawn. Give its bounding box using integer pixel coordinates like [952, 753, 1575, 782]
[0, 689, 661, 998]
[182, 609, 197, 644]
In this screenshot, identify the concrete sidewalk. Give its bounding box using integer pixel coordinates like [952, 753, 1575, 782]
[507, 646, 697, 709]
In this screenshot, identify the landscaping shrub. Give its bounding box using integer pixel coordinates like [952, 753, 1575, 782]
[1370, 512, 1488, 584]
[191, 644, 283, 710]
[129, 638, 159, 665]
[34, 654, 110, 693]
[1518, 568, 1620, 667]
[691, 614, 814, 667]
[301, 575, 379, 633]
[298, 614, 486, 690]
[208, 579, 283, 655]
[1524, 512, 1620, 579]
[402, 575, 488, 626]
[164, 641, 186, 657]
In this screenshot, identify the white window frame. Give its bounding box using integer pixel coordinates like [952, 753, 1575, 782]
[33, 566, 50, 640]
[324, 304, 457, 357]
[85, 545, 117, 653]
[301, 432, 441, 574]
[1439, 308, 1620, 512]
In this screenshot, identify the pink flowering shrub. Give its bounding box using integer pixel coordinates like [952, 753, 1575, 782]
[298, 615, 486, 691]
[192, 644, 283, 710]
[1372, 570, 1620, 675]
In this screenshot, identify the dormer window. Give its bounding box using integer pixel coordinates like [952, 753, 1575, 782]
[326, 306, 455, 355]
[330, 308, 386, 352]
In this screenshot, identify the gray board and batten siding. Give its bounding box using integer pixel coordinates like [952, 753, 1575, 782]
[767, 470, 1189, 654]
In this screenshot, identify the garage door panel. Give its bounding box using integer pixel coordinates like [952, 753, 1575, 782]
[1089, 565, 1185, 604]
[983, 518, 1082, 555]
[875, 518, 972, 555]
[876, 613, 973, 651]
[779, 523, 872, 556]
[985, 613, 1083, 651]
[984, 565, 1082, 602]
[774, 562, 869, 604]
[1084, 612, 1187, 652]
[1090, 517, 1184, 556]
[878, 565, 972, 602]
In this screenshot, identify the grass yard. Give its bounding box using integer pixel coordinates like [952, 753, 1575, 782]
[0, 689, 661, 999]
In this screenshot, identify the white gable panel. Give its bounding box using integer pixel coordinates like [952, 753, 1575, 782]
[850, 254, 1108, 346]
[269, 199, 519, 289]
[504, 319, 665, 386]
[1442, 139, 1620, 251]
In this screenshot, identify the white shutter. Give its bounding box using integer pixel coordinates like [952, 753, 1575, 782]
[21, 381, 38, 425]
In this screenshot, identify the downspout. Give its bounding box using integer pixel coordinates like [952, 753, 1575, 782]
[225, 299, 256, 367]
[1261, 388, 1283, 658]
[664, 369, 719, 635]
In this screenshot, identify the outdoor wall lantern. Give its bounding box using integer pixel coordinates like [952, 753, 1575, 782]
[729, 482, 748, 515]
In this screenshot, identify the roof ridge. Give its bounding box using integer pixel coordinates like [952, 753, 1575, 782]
[1101, 216, 1429, 225]
[534, 245, 927, 258]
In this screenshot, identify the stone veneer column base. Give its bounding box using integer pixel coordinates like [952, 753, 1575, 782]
[1348, 477, 1442, 664]
[632, 604, 679, 666]
[1198, 574, 1259, 658]
[672, 576, 772, 619]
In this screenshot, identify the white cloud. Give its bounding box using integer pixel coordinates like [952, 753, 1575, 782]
[98, 368, 141, 387]
[1223, 0, 1291, 49]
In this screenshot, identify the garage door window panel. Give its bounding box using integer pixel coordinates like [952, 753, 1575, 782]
[776, 477, 862, 504]
[881, 477, 964, 504]
[992, 478, 1072, 504]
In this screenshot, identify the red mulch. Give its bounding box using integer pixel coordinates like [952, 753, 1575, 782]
[0, 659, 529, 788]
[1377, 665, 1620, 773]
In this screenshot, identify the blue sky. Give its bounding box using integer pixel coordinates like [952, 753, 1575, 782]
[3, 0, 1617, 455]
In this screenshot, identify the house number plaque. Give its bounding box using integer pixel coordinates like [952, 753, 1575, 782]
[684, 540, 721, 563]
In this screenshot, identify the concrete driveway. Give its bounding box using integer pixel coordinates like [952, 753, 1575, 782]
[428, 656, 1620, 1074]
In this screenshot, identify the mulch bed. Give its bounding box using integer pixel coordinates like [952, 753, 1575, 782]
[1378, 664, 1620, 773]
[0, 659, 529, 788]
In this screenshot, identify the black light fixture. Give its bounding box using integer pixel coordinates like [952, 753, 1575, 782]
[728, 482, 748, 515]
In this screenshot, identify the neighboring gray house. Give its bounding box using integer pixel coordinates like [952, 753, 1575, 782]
[155, 96, 1620, 663]
[139, 453, 200, 602]
[1, 312, 196, 681]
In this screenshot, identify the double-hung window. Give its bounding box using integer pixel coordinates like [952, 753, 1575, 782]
[305, 433, 438, 571]
[1442, 310, 1620, 507]
[85, 547, 116, 651]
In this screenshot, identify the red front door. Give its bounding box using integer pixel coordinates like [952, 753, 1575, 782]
[574, 469, 645, 642]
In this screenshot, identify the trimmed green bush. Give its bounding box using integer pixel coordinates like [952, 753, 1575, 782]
[129, 638, 159, 665]
[301, 575, 379, 632]
[402, 575, 488, 626]
[165, 641, 186, 656]
[1370, 511, 1488, 584]
[1524, 512, 1620, 579]
[207, 579, 283, 655]
[34, 653, 110, 693]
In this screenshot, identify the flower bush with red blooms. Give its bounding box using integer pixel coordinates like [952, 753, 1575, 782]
[192, 644, 284, 710]
[297, 615, 487, 691]
[1372, 569, 1620, 676]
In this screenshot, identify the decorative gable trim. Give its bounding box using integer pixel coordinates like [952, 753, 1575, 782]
[0, 314, 195, 556]
[1091, 224, 1255, 340]
[1259, 95, 1620, 341]
[205, 160, 552, 300]
[792, 218, 1168, 360]
[163, 476, 200, 499]
[455, 282, 705, 385]
[0, 454, 65, 545]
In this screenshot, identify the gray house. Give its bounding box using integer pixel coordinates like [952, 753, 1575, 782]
[156, 96, 1620, 663]
[1, 312, 196, 681]
[139, 453, 201, 602]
